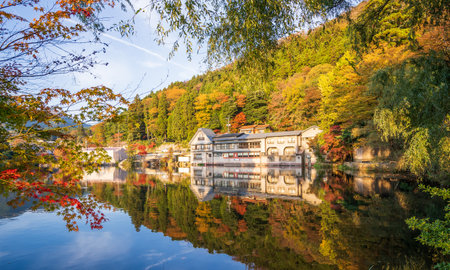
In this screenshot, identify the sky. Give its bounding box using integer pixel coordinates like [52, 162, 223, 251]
[52, 0, 207, 102]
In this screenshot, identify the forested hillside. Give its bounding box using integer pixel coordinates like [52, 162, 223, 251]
[89, 0, 448, 180]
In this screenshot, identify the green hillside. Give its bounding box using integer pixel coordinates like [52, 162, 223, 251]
[89, 0, 449, 181]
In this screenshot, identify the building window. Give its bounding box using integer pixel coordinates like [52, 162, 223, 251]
[194, 153, 202, 160]
[284, 147, 295, 156]
[267, 139, 274, 144]
[288, 137, 295, 143]
[223, 153, 234, 158]
[267, 147, 278, 156]
[194, 169, 203, 176]
[239, 142, 249, 149]
[198, 135, 204, 141]
[249, 141, 260, 148]
[277, 138, 285, 144]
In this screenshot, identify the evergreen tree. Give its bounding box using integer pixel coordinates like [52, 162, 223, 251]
[168, 93, 198, 141]
[156, 93, 169, 140]
[127, 95, 146, 142]
[243, 91, 268, 124]
[208, 111, 222, 130]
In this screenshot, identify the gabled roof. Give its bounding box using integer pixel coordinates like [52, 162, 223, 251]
[199, 128, 216, 139]
[302, 125, 321, 133]
[239, 125, 256, 130]
[189, 128, 216, 145]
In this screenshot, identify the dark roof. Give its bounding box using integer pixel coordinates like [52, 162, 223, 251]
[213, 130, 302, 142]
[215, 133, 243, 138]
[198, 128, 216, 139]
[191, 126, 320, 145]
[263, 130, 302, 137]
[214, 133, 245, 141]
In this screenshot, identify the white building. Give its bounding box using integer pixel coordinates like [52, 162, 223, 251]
[189, 126, 322, 166]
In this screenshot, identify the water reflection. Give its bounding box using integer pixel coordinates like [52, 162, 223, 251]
[0, 166, 444, 269]
[83, 167, 128, 183]
[81, 166, 444, 269]
[190, 166, 322, 205]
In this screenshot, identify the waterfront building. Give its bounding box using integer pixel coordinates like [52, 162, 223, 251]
[189, 126, 322, 166]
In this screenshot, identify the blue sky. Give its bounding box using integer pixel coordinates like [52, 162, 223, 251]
[52, 0, 207, 102]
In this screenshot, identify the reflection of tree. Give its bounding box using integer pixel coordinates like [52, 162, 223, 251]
[195, 202, 213, 233]
[270, 200, 329, 264]
[318, 187, 444, 269]
[89, 175, 444, 269]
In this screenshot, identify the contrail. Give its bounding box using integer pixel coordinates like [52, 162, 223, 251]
[65, 18, 198, 73]
[102, 33, 197, 73]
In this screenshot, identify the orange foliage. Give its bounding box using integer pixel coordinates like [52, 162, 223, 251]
[234, 94, 246, 108]
[231, 112, 246, 132]
[212, 92, 230, 104]
[163, 87, 187, 109]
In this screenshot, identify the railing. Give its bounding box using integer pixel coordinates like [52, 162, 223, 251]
[280, 155, 296, 162]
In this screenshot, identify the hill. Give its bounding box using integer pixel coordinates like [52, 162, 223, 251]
[90, 0, 448, 181]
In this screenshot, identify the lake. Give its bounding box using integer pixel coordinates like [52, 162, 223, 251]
[0, 166, 445, 269]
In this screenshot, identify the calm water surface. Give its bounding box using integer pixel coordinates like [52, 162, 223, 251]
[0, 166, 445, 269]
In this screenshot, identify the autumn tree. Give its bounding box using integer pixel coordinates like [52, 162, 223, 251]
[231, 112, 247, 132]
[321, 125, 353, 162]
[0, 0, 128, 230]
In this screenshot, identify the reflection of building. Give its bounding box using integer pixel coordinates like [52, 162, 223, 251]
[83, 167, 127, 183]
[189, 126, 322, 166]
[140, 168, 188, 183]
[190, 166, 322, 205]
[352, 172, 398, 196]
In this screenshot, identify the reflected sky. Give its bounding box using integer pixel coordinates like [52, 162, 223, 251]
[1, 167, 441, 269]
[0, 209, 245, 270]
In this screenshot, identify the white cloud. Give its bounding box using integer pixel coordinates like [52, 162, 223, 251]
[61, 232, 131, 267]
[0, 251, 9, 258]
